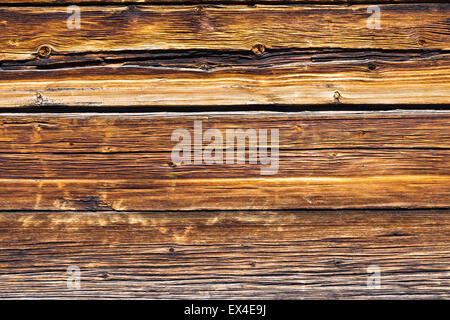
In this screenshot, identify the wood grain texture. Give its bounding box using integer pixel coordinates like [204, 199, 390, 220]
[1, 5, 449, 106]
[0, 149, 448, 179]
[1, 4, 449, 59]
[0, 111, 448, 210]
[0, 2, 448, 300]
[0, 210, 448, 299]
[1, 50, 450, 106]
[1, 111, 449, 152]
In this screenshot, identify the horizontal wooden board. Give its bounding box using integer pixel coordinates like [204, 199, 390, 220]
[0, 210, 448, 298]
[2, 176, 450, 210]
[0, 111, 448, 210]
[1, 149, 448, 179]
[1, 50, 450, 106]
[1, 111, 449, 152]
[1, 4, 449, 60]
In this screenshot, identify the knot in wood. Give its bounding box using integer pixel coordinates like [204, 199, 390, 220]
[37, 45, 52, 58]
[251, 44, 265, 55]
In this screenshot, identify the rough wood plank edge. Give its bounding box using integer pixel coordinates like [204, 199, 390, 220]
[0, 210, 448, 299]
[0, 0, 443, 4]
[0, 111, 448, 210]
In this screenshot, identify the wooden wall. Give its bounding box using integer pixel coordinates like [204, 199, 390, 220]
[0, 0, 448, 299]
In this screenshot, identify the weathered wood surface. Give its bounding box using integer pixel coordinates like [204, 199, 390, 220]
[1, 50, 450, 106]
[0, 210, 448, 299]
[1, 149, 449, 178]
[0, 111, 448, 210]
[1, 111, 449, 151]
[0, 1, 448, 300]
[2, 4, 449, 59]
[1, 4, 449, 106]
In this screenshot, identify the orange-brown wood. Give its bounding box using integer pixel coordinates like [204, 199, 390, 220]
[1, 51, 450, 106]
[0, 1, 448, 300]
[2, 4, 449, 61]
[1, 5, 449, 106]
[0, 210, 448, 298]
[0, 111, 448, 210]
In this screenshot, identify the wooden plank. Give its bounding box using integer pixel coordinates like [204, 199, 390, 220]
[0, 111, 448, 210]
[0, 149, 448, 179]
[1, 176, 449, 210]
[0, 4, 448, 61]
[0, 210, 448, 298]
[1, 50, 450, 106]
[0, 111, 449, 151]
